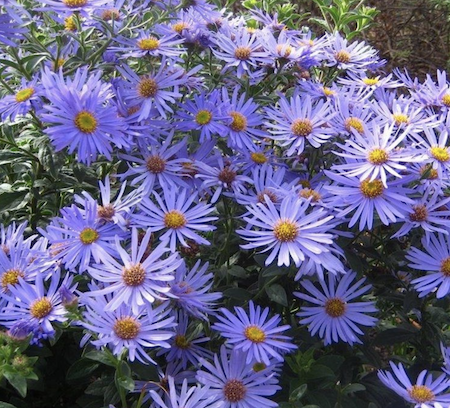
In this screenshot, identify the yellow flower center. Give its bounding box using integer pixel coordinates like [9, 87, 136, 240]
[324, 297, 346, 317]
[1, 269, 24, 290]
[323, 87, 336, 97]
[359, 179, 384, 198]
[420, 164, 438, 180]
[250, 152, 267, 164]
[30, 297, 53, 319]
[195, 109, 212, 125]
[442, 93, 450, 107]
[98, 204, 115, 220]
[252, 362, 267, 372]
[164, 210, 187, 229]
[408, 385, 435, 403]
[291, 119, 313, 137]
[174, 334, 190, 349]
[299, 188, 321, 202]
[138, 78, 158, 98]
[430, 146, 450, 162]
[15, 87, 35, 103]
[441, 257, 450, 276]
[122, 263, 146, 286]
[345, 117, 364, 134]
[335, 50, 351, 63]
[409, 204, 428, 222]
[64, 15, 77, 31]
[79, 227, 99, 244]
[113, 317, 140, 340]
[74, 111, 98, 133]
[146, 155, 166, 173]
[63, 0, 88, 7]
[244, 325, 266, 343]
[273, 219, 299, 242]
[229, 111, 247, 132]
[172, 22, 189, 33]
[138, 37, 160, 51]
[223, 379, 247, 402]
[368, 148, 389, 165]
[53, 58, 65, 71]
[234, 46, 252, 60]
[393, 113, 409, 125]
[362, 77, 379, 86]
[218, 167, 237, 184]
[275, 44, 293, 57]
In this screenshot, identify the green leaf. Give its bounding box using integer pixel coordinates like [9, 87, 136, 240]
[305, 364, 335, 380]
[290, 383, 307, 401]
[226, 265, 248, 278]
[315, 355, 345, 372]
[115, 361, 134, 392]
[223, 288, 252, 301]
[0, 403, 19, 408]
[265, 284, 288, 306]
[374, 326, 419, 345]
[0, 190, 28, 212]
[4, 371, 27, 397]
[85, 350, 117, 367]
[342, 383, 366, 395]
[66, 359, 99, 381]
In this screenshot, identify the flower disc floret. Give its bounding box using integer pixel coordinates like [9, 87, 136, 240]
[30, 297, 53, 319]
[146, 155, 166, 173]
[276, 44, 293, 57]
[257, 189, 278, 204]
[1, 269, 24, 290]
[224, 379, 247, 402]
[63, 0, 88, 7]
[393, 113, 409, 125]
[15, 88, 35, 103]
[64, 16, 77, 31]
[164, 210, 187, 229]
[368, 148, 389, 165]
[408, 385, 435, 403]
[299, 188, 321, 202]
[138, 78, 158, 98]
[102, 9, 120, 21]
[244, 325, 266, 343]
[174, 334, 190, 349]
[442, 94, 450, 107]
[363, 78, 379, 86]
[234, 46, 252, 60]
[250, 152, 267, 164]
[430, 146, 450, 162]
[359, 179, 384, 198]
[441, 257, 450, 276]
[335, 50, 351, 63]
[195, 109, 212, 125]
[409, 204, 428, 222]
[218, 167, 237, 184]
[345, 117, 364, 133]
[273, 219, 299, 242]
[122, 263, 146, 286]
[79, 227, 99, 244]
[229, 111, 248, 131]
[172, 22, 189, 33]
[113, 317, 140, 340]
[291, 119, 313, 137]
[74, 111, 98, 133]
[98, 204, 115, 220]
[138, 37, 160, 51]
[324, 298, 346, 317]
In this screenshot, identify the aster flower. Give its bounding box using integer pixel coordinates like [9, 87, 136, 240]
[37, 0, 111, 19]
[238, 193, 335, 267]
[175, 90, 227, 143]
[419, 127, 450, 179]
[324, 172, 414, 231]
[158, 311, 213, 368]
[39, 199, 121, 273]
[117, 61, 186, 120]
[0, 269, 74, 337]
[211, 26, 272, 79]
[133, 187, 217, 252]
[86, 228, 182, 313]
[212, 300, 296, 365]
[406, 232, 450, 298]
[196, 346, 281, 408]
[169, 259, 222, 319]
[295, 271, 378, 345]
[150, 377, 219, 408]
[41, 67, 129, 165]
[221, 86, 267, 151]
[265, 93, 335, 156]
[80, 296, 176, 364]
[378, 362, 450, 408]
[0, 76, 43, 122]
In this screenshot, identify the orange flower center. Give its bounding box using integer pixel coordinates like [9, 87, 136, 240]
[324, 297, 346, 317]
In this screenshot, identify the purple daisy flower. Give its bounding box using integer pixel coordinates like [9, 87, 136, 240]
[86, 228, 181, 313]
[117, 60, 186, 120]
[378, 362, 450, 408]
[80, 296, 176, 364]
[419, 127, 450, 180]
[295, 271, 378, 345]
[407, 232, 450, 298]
[265, 93, 335, 156]
[169, 259, 222, 319]
[238, 193, 335, 267]
[212, 300, 296, 365]
[211, 26, 272, 79]
[37, 0, 111, 18]
[196, 346, 280, 408]
[133, 187, 217, 252]
[41, 67, 129, 165]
